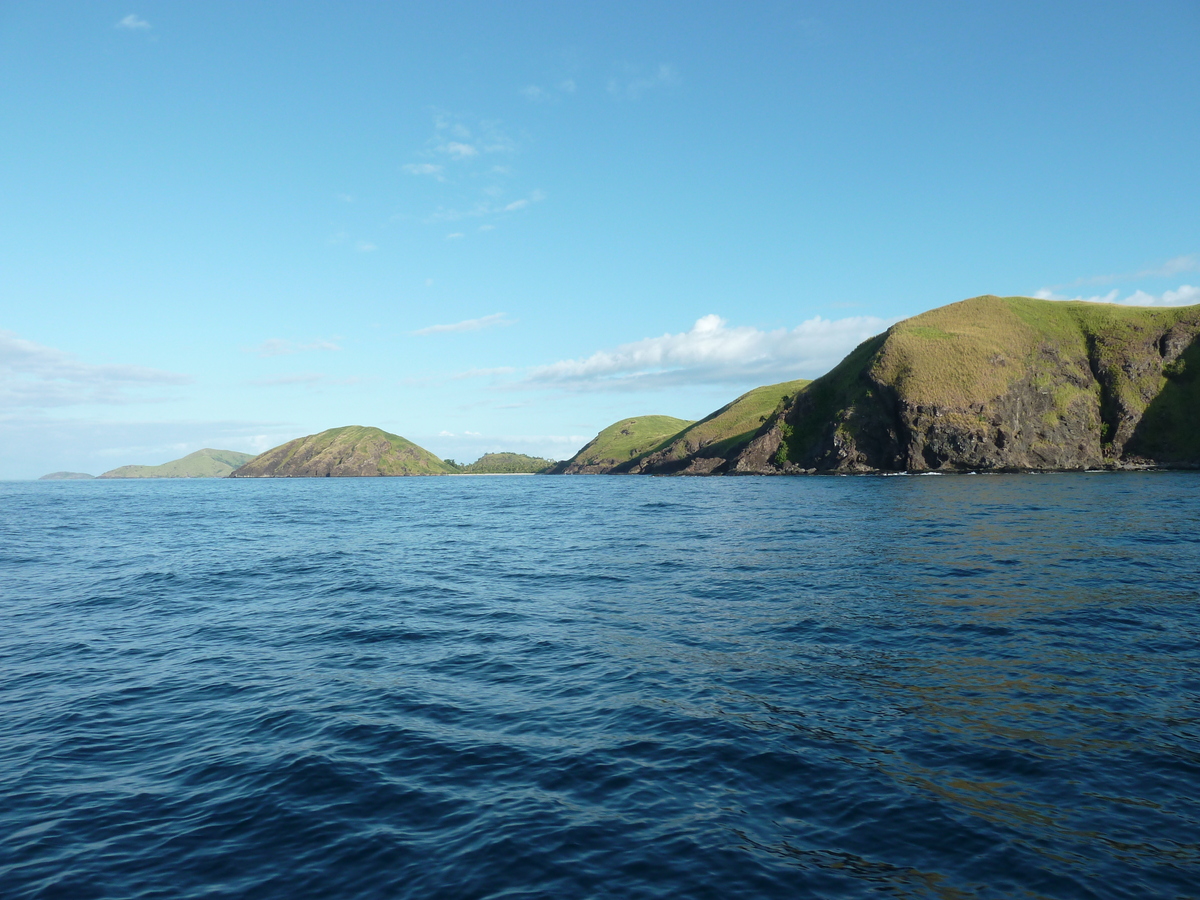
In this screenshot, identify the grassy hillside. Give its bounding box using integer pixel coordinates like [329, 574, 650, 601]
[630, 379, 809, 473]
[548, 415, 694, 474]
[748, 295, 1200, 473]
[457, 453, 557, 474]
[99, 449, 255, 479]
[231, 426, 456, 477]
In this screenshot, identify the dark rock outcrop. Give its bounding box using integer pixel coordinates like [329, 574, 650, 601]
[727, 296, 1200, 474]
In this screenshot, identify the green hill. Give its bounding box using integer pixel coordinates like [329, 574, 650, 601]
[38, 472, 95, 480]
[230, 426, 456, 477]
[725, 295, 1200, 473]
[456, 452, 557, 474]
[546, 415, 694, 474]
[624, 379, 810, 474]
[98, 449, 255, 479]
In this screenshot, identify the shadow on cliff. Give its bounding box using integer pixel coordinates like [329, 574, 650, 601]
[1126, 333, 1200, 465]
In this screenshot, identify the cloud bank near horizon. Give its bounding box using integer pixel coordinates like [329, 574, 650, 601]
[517, 313, 892, 391]
[1035, 284, 1200, 307]
[0, 330, 191, 410]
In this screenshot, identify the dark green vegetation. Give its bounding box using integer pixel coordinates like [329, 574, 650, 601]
[99, 449, 255, 479]
[624, 380, 809, 474]
[230, 426, 456, 477]
[728, 295, 1200, 473]
[546, 416, 694, 474]
[38, 472, 95, 480]
[552, 296, 1200, 475]
[450, 453, 558, 474]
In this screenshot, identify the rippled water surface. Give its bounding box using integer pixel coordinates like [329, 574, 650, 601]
[2, 474, 1198, 899]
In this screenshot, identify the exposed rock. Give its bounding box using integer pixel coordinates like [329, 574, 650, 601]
[727, 295, 1200, 474]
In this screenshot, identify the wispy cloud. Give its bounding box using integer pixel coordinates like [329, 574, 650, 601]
[521, 79, 577, 102]
[116, 14, 151, 30]
[248, 373, 326, 387]
[445, 232, 464, 240]
[519, 313, 890, 391]
[1040, 253, 1200, 291]
[452, 366, 517, 380]
[0, 330, 190, 409]
[426, 190, 545, 224]
[413, 313, 514, 336]
[246, 338, 342, 358]
[1034, 284, 1200, 307]
[399, 112, 539, 231]
[402, 163, 444, 177]
[607, 63, 681, 100]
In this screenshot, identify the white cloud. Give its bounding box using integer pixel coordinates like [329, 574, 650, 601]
[1035, 284, 1200, 307]
[439, 430, 455, 437]
[246, 338, 341, 358]
[464, 430, 481, 436]
[445, 232, 465, 240]
[522, 79, 577, 102]
[116, 14, 150, 30]
[0, 330, 190, 409]
[412, 313, 514, 336]
[442, 141, 478, 159]
[357, 241, 377, 252]
[402, 163, 444, 177]
[520, 313, 891, 391]
[608, 63, 681, 99]
[504, 199, 529, 212]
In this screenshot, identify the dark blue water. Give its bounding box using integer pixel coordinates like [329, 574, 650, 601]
[2, 474, 1198, 899]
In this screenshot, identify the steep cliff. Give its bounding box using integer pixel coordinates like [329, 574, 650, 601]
[623, 380, 809, 475]
[230, 426, 455, 477]
[728, 296, 1200, 474]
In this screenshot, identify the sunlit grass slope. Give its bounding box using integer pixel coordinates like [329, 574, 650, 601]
[630, 379, 809, 473]
[765, 295, 1200, 471]
[231, 426, 456, 477]
[99, 449, 255, 478]
[549, 416, 694, 474]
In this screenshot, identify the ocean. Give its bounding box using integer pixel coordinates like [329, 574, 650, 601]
[2, 473, 1197, 899]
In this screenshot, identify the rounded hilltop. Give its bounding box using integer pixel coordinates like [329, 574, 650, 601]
[230, 426, 457, 477]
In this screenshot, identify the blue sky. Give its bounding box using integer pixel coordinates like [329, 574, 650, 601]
[2, 1, 1198, 478]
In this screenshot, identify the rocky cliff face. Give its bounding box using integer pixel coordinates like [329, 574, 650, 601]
[728, 296, 1200, 474]
[230, 426, 455, 477]
[624, 380, 808, 476]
